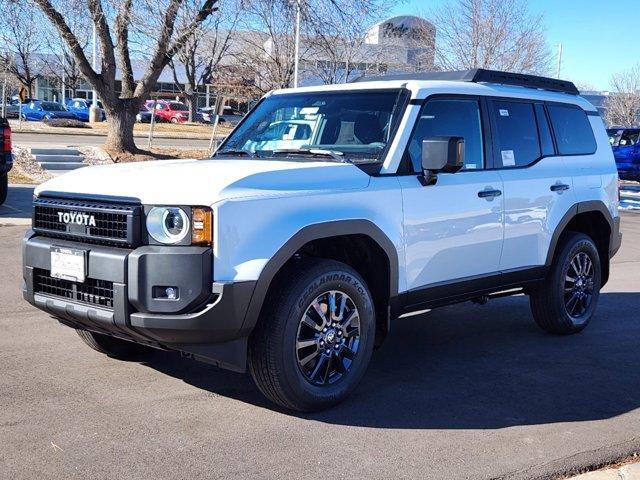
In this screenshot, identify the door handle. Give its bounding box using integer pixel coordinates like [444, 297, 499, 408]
[478, 189, 502, 198]
[550, 183, 570, 192]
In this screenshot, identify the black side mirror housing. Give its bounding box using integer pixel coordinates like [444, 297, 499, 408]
[418, 136, 465, 186]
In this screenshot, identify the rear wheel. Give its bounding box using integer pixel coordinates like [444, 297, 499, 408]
[248, 259, 376, 412]
[76, 330, 154, 359]
[530, 232, 601, 335]
[170, 117, 179, 124]
[0, 173, 7, 205]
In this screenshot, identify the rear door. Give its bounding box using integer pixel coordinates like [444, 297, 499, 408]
[489, 99, 577, 271]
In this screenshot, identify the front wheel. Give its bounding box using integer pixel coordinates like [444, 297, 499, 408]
[248, 259, 376, 412]
[170, 117, 179, 124]
[530, 232, 601, 335]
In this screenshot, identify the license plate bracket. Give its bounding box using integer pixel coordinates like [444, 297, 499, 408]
[50, 246, 87, 283]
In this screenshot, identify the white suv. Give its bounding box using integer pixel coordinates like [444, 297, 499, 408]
[22, 69, 621, 411]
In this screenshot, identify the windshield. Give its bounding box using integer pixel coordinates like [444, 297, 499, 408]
[217, 89, 408, 163]
[42, 102, 66, 111]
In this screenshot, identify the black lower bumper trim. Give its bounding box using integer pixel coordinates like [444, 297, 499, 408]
[23, 231, 257, 372]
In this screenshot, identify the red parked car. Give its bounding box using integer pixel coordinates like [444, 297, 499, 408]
[144, 100, 203, 123]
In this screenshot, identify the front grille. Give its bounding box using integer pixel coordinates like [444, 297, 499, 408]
[33, 197, 141, 247]
[33, 268, 114, 309]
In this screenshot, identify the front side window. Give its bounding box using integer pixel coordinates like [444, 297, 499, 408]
[404, 98, 484, 172]
[217, 89, 408, 164]
[547, 104, 597, 155]
[42, 102, 65, 112]
[169, 102, 189, 111]
[491, 101, 540, 168]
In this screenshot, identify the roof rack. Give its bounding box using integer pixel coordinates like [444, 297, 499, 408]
[351, 68, 579, 95]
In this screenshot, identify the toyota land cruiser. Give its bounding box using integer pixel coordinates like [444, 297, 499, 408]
[22, 69, 621, 411]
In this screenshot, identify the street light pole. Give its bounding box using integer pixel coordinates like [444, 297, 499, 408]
[556, 43, 563, 79]
[293, 0, 301, 88]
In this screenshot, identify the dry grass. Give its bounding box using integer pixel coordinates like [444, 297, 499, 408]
[8, 168, 36, 184]
[9, 118, 232, 140]
[103, 146, 210, 163]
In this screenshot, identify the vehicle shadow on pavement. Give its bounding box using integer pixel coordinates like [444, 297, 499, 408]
[0, 185, 35, 220]
[140, 291, 640, 427]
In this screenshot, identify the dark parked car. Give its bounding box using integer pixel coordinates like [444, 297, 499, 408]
[21, 100, 78, 121]
[608, 128, 640, 181]
[136, 109, 162, 124]
[0, 116, 12, 204]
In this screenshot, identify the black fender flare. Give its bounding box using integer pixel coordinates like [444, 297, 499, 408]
[545, 200, 617, 267]
[240, 220, 399, 333]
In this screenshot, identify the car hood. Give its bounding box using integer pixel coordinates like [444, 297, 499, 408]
[35, 158, 371, 205]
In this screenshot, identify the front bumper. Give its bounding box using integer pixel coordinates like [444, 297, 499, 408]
[22, 230, 256, 372]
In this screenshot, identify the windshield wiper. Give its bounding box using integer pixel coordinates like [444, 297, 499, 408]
[215, 148, 255, 158]
[264, 148, 351, 163]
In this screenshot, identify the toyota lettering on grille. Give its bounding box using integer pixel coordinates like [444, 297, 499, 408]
[57, 211, 97, 227]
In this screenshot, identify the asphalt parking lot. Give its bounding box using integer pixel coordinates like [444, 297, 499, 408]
[1, 211, 639, 480]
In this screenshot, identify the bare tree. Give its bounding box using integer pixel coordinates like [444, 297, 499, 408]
[41, 14, 92, 100]
[169, 0, 241, 121]
[304, 0, 391, 84]
[232, 0, 300, 93]
[604, 64, 640, 127]
[427, 0, 552, 75]
[0, 1, 46, 97]
[30, 0, 219, 153]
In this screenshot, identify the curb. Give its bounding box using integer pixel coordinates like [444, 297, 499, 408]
[0, 218, 31, 227]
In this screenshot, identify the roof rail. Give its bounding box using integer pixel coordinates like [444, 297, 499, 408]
[352, 68, 580, 95]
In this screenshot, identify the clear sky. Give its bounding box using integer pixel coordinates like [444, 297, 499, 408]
[391, 0, 638, 91]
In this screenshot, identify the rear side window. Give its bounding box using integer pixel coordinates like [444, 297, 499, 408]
[490, 100, 540, 168]
[547, 105, 597, 155]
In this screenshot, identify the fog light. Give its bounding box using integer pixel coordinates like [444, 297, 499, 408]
[165, 287, 178, 300]
[153, 286, 180, 300]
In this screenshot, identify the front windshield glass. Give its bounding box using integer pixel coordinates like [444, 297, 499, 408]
[217, 89, 407, 163]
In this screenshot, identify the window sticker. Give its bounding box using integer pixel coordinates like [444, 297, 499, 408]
[501, 150, 515, 166]
[499, 109, 509, 117]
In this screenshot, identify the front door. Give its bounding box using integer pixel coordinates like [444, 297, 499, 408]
[399, 97, 504, 295]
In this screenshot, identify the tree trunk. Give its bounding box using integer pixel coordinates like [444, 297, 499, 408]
[186, 90, 198, 123]
[104, 106, 138, 154]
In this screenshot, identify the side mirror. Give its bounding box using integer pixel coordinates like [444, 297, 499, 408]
[421, 136, 465, 174]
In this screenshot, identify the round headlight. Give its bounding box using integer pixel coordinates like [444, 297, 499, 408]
[146, 207, 190, 244]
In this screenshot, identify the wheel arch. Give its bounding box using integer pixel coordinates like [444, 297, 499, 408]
[546, 201, 615, 286]
[241, 220, 399, 336]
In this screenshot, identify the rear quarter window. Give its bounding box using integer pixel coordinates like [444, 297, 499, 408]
[547, 104, 597, 155]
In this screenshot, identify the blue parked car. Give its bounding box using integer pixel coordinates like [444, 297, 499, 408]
[22, 100, 78, 121]
[608, 128, 640, 182]
[65, 98, 106, 121]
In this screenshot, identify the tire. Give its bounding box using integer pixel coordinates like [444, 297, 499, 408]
[76, 330, 154, 359]
[0, 173, 7, 205]
[248, 259, 376, 412]
[530, 232, 601, 335]
[170, 117, 178, 124]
